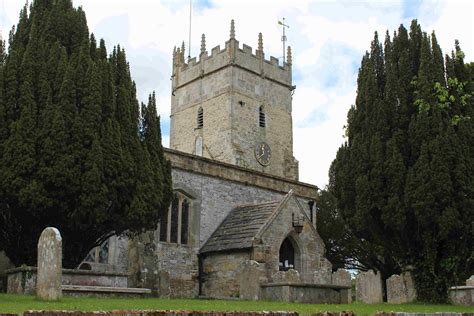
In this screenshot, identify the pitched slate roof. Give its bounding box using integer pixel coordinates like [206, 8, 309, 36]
[200, 200, 281, 254]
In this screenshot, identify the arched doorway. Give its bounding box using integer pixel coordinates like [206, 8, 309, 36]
[279, 237, 298, 271]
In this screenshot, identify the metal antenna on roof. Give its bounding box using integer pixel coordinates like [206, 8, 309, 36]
[188, 0, 192, 62]
[278, 18, 289, 64]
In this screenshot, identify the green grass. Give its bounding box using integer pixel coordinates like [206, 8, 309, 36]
[0, 294, 473, 315]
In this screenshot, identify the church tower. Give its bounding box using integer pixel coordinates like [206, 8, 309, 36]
[170, 20, 299, 180]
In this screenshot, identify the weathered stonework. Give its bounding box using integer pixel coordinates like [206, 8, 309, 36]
[355, 270, 383, 304]
[386, 272, 416, 304]
[449, 286, 474, 306]
[36, 227, 62, 300]
[202, 251, 249, 298]
[467, 275, 474, 286]
[170, 25, 298, 180]
[7, 266, 129, 295]
[332, 269, 352, 304]
[128, 232, 198, 298]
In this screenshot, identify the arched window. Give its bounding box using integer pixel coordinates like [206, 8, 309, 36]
[197, 107, 204, 129]
[170, 193, 179, 243]
[160, 191, 193, 245]
[279, 238, 295, 271]
[259, 106, 266, 128]
[181, 199, 189, 244]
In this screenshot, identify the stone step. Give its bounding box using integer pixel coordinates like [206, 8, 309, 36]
[62, 284, 151, 297]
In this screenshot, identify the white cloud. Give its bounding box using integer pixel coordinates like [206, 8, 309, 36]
[1, 0, 472, 187]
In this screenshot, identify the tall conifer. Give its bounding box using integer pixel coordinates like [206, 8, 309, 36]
[0, 0, 172, 268]
[331, 20, 473, 302]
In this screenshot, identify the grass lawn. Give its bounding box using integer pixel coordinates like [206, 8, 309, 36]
[1, 294, 473, 315]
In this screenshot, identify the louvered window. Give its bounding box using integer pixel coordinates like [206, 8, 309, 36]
[259, 106, 266, 128]
[197, 107, 203, 129]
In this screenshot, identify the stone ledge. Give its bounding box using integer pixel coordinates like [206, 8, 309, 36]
[6, 266, 129, 277]
[164, 148, 318, 200]
[261, 282, 350, 290]
[450, 286, 474, 290]
[62, 285, 151, 294]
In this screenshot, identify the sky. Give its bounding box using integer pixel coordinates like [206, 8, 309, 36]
[1, 0, 473, 188]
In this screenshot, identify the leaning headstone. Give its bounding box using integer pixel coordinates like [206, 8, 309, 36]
[403, 272, 416, 302]
[37, 227, 62, 300]
[355, 270, 383, 304]
[467, 275, 474, 286]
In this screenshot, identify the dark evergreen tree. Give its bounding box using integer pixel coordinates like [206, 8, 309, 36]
[330, 20, 473, 302]
[0, 0, 171, 268]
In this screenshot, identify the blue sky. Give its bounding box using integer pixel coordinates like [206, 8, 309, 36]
[1, 0, 473, 188]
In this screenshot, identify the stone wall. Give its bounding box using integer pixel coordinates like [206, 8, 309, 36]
[355, 270, 383, 304]
[128, 232, 198, 298]
[202, 251, 250, 298]
[169, 161, 317, 246]
[386, 272, 416, 304]
[7, 266, 128, 294]
[260, 283, 351, 304]
[448, 276, 474, 306]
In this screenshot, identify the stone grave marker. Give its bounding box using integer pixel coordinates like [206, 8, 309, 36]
[466, 275, 474, 286]
[355, 269, 383, 304]
[37, 227, 62, 300]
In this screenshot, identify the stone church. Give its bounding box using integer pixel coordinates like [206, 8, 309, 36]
[82, 21, 351, 303]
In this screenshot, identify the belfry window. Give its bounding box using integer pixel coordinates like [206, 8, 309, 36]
[197, 107, 204, 129]
[160, 191, 193, 245]
[259, 106, 266, 128]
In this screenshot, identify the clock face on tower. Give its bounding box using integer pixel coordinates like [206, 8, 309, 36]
[255, 142, 271, 166]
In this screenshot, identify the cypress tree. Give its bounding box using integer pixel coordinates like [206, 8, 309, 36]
[331, 20, 473, 302]
[0, 0, 172, 268]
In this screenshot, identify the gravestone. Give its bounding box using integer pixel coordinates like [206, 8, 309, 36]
[240, 260, 263, 300]
[332, 269, 352, 303]
[37, 227, 62, 300]
[158, 270, 170, 298]
[467, 276, 474, 286]
[313, 270, 332, 284]
[355, 270, 383, 304]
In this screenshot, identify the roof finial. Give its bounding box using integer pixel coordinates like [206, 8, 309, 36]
[230, 19, 235, 39]
[181, 41, 186, 59]
[200, 34, 206, 55]
[287, 46, 292, 65]
[258, 32, 263, 52]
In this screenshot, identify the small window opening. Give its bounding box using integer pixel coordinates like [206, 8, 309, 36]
[181, 199, 189, 244]
[170, 193, 179, 243]
[279, 238, 295, 271]
[197, 107, 204, 129]
[259, 106, 266, 128]
[308, 200, 315, 223]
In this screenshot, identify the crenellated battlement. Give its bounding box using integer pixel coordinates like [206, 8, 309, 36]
[169, 20, 298, 181]
[171, 20, 293, 92]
